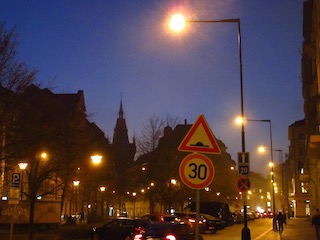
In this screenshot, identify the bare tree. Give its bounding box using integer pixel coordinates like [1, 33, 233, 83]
[137, 114, 180, 156]
[0, 23, 37, 92]
[136, 114, 164, 156]
[0, 22, 37, 160]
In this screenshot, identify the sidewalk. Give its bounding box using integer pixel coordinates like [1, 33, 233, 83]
[254, 217, 317, 240]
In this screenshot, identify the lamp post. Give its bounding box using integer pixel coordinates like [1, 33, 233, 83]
[259, 147, 284, 205]
[169, 15, 248, 240]
[132, 192, 137, 218]
[99, 186, 106, 219]
[73, 180, 80, 214]
[91, 155, 102, 222]
[18, 162, 28, 200]
[240, 118, 277, 230]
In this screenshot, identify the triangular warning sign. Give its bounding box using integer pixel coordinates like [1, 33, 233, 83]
[178, 114, 221, 154]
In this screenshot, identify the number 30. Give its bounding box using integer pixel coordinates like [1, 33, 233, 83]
[188, 163, 207, 180]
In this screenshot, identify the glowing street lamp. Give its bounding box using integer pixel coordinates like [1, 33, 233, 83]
[169, 14, 248, 240]
[91, 155, 102, 166]
[18, 162, 28, 200]
[18, 162, 28, 170]
[90, 155, 103, 222]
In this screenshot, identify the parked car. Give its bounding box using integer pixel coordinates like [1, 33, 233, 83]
[254, 211, 262, 219]
[141, 214, 164, 222]
[199, 213, 222, 233]
[163, 215, 180, 223]
[92, 217, 152, 240]
[174, 212, 206, 233]
[247, 212, 255, 221]
[262, 211, 274, 218]
[132, 222, 204, 240]
[232, 212, 244, 224]
[186, 201, 233, 227]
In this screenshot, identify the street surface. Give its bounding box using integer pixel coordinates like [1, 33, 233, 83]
[202, 217, 317, 240]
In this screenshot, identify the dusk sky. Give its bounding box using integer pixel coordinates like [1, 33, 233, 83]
[1, 1, 304, 177]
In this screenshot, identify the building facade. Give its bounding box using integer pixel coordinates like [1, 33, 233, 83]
[296, 0, 320, 216]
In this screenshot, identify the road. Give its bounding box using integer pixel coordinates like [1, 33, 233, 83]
[202, 218, 273, 240]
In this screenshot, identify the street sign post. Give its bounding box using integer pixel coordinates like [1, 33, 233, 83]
[178, 114, 221, 240]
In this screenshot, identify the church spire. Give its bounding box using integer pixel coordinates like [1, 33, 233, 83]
[119, 100, 124, 119]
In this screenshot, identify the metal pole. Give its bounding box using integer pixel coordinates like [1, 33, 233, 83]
[195, 190, 200, 240]
[187, 18, 250, 240]
[268, 121, 277, 230]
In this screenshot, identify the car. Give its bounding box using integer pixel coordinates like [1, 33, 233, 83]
[92, 217, 152, 240]
[140, 214, 164, 222]
[262, 211, 274, 218]
[247, 212, 255, 221]
[163, 215, 180, 223]
[232, 212, 244, 224]
[186, 201, 233, 227]
[132, 222, 204, 240]
[174, 212, 206, 233]
[199, 213, 223, 233]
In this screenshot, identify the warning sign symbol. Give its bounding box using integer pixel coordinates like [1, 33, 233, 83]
[178, 114, 221, 154]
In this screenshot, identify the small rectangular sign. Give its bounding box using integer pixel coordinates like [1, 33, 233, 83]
[11, 172, 21, 188]
[238, 165, 250, 175]
[238, 152, 249, 164]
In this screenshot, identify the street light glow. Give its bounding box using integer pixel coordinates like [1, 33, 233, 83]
[169, 14, 186, 32]
[91, 155, 102, 166]
[235, 117, 244, 125]
[18, 162, 28, 170]
[41, 152, 48, 159]
[73, 180, 80, 187]
[258, 146, 266, 153]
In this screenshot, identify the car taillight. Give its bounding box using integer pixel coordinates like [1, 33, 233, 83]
[188, 218, 196, 223]
[165, 234, 176, 240]
[133, 234, 143, 240]
[135, 227, 145, 234]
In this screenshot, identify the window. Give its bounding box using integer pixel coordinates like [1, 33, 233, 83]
[301, 182, 308, 193]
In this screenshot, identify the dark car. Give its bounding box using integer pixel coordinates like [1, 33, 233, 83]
[174, 212, 206, 233]
[92, 218, 152, 240]
[232, 212, 244, 224]
[186, 201, 233, 227]
[132, 222, 204, 240]
[199, 213, 222, 233]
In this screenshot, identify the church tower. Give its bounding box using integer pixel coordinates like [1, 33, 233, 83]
[112, 100, 136, 209]
[112, 100, 136, 168]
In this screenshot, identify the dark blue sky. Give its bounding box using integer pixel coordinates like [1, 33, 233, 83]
[1, 0, 304, 176]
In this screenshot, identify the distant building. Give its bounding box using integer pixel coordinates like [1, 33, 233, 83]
[288, 119, 309, 217]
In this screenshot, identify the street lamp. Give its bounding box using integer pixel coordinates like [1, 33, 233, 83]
[132, 192, 137, 218]
[18, 162, 28, 200]
[91, 155, 102, 222]
[169, 15, 248, 240]
[239, 118, 277, 230]
[259, 147, 284, 201]
[73, 180, 80, 214]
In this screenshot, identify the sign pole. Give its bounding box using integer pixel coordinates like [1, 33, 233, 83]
[195, 190, 200, 240]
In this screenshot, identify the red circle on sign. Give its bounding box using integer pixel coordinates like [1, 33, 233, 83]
[179, 153, 215, 189]
[236, 176, 251, 192]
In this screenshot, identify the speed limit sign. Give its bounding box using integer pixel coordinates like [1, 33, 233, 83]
[179, 153, 215, 189]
